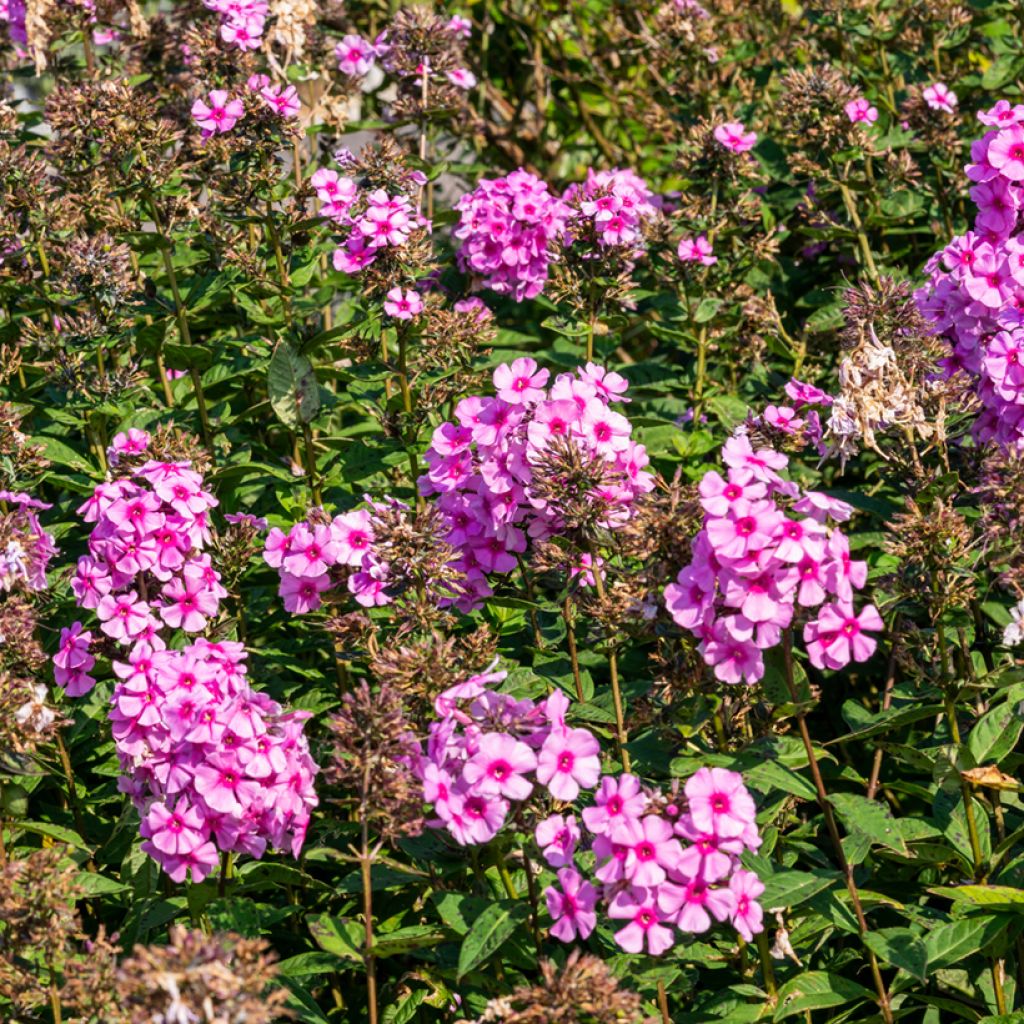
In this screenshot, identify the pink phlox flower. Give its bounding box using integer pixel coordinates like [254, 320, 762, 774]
[335, 33, 376, 76]
[493, 358, 550, 405]
[673, 813, 742, 883]
[545, 867, 597, 942]
[611, 813, 684, 887]
[685, 766, 757, 839]
[462, 731, 537, 800]
[784, 378, 834, 408]
[698, 468, 766, 517]
[259, 83, 300, 118]
[979, 100, 1024, 128]
[383, 286, 424, 320]
[191, 90, 245, 134]
[536, 727, 601, 801]
[579, 362, 631, 403]
[713, 121, 757, 153]
[677, 234, 717, 265]
[608, 886, 675, 955]
[804, 600, 883, 670]
[844, 97, 878, 124]
[534, 813, 580, 867]
[282, 523, 338, 578]
[581, 773, 646, 834]
[923, 82, 958, 113]
[721, 435, 788, 484]
[658, 877, 735, 934]
[279, 571, 331, 614]
[729, 869, 765, 941]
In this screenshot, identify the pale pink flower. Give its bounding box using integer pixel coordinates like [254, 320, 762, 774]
[383, 286, 424, 320]
[713, 121, 757, 153]
[463, 732, 537, 800]
[608, 886, 675, 955]
[191, 90, 245, 134]
[534, 814, 579, 867]
[677, 234, 716, 265]
[844, 98, 878, 124]
[685, 766, 757, 839]
[536, 728, 601, 801]
[545, 867, 597, 942]
[923, 82, 958, 114]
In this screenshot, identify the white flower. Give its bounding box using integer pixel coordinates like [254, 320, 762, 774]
[1003, 599, 1024, 647]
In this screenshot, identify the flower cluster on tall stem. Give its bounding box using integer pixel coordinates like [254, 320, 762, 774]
[54, 429, 318, 882]
[665, 435, 881, 683]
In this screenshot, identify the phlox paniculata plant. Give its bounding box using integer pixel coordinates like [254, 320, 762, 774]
[416, 666, 765, 956]
[263, 361, 654, 615]
[664, 432, 881, 684]
[52, 429, 318, 883]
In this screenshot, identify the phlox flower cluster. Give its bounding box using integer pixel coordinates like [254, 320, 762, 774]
[417, 665, 601, 846]
[453, 170, 571, 301]
[263, 494, 472, 613]
[562, 168, 659, 255]
[203, 0, 266, 52]
[417, 360, 655, 597]
[542, 767, 764, 954]
[314, 160, 429, 275]
[664, 436, 881, 684]
[0, 490, 57, 593]
[54, 430, 318, 882]
[916, 100, 1024, 448]
[245, 74, 301, 118]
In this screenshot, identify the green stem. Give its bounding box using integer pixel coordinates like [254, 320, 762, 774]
[302, 422, 322, 505]
[755, 931, 778, 998]
[587, 541, 630, 771]
[563, 596, 584, 702]
[780, 631, 893, 1024]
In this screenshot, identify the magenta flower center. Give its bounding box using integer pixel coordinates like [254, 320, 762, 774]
[557, 752, 574, 772]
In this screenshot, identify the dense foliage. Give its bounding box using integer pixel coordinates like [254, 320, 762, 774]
[5, 1, 1024, 1022]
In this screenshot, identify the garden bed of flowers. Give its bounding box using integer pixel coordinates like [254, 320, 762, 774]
[4, 1, 1024, 1022]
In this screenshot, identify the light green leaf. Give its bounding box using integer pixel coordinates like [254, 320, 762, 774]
[268, 341, 320, 428]
[830, 792, 909, 855]
[456, 901, 529, 980]
[774, 971, 873, 1020]
[308, 913, 364, 964]
[863, 927, 928, 981]
[925, 914, 1012, 970]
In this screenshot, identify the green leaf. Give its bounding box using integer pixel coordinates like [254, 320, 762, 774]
[774, 971, 873, 1020]
[308, 913, 364, 964]
[276, 952, 341, 978]
[968, 703, 1024, 766]
[759, 870, 838, 910]
[694, 297, 722, 323]
[163, 342, 213, 372]
[456, 901, 530, 980]
[76, 871, 129, 896]
[371, 925, 446, 957]
[863, 927, 928, 981]
[930, 885, 1024, 911]
[830, 792, 910, 855]
[925, 913, 1013, 970]
[268, 341, 320, 428]
[17, 821, 91, 852]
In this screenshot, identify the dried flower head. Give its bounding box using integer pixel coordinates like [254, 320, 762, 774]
[325, 681, 424, 843]
[113, 926, 290, 1024]
[471, 949, 654, 1023]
